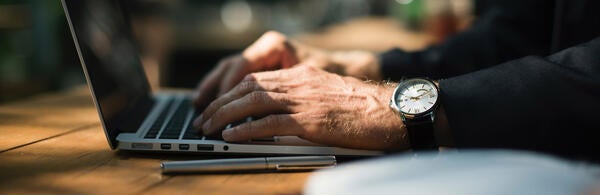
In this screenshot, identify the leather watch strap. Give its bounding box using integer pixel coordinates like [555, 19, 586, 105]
[405, 115, 437, 150]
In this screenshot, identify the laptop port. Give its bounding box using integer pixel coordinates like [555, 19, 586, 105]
[131, 143, 153, 149]
[197, 144, 214, 151]
[179, 144, 190, 150]
[160, 143, 171, 150]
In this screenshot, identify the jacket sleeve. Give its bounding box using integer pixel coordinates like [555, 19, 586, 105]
[439, 37, 600, 160]
[380, 0, 554, 80]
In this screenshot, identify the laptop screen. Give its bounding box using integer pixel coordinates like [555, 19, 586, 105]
[62, 0, 154, 149]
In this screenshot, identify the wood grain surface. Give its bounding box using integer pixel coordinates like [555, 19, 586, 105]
[0, 87, 311, 194]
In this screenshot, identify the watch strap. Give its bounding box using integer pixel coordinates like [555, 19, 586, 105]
[405, 114, 437, 150]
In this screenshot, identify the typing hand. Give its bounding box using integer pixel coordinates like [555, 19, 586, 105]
[194, 65, 409, 151]
[193, 31, 301, 110]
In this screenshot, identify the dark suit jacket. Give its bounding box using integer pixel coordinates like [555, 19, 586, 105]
[379, 0, 600, 161]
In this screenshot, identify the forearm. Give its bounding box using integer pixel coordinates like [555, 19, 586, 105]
[439, 37, 600, 160]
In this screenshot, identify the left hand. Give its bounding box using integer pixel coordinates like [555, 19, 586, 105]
[194, 65, 409, 151]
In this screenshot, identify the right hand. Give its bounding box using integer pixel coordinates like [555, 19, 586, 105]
[193, 31, 305, 109]
[196, 65, 409, 151]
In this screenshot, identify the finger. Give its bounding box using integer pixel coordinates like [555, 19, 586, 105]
[217, 58, 247, 96]
[244, 67, 297, 82]
[222, 114, 305, 142]
[202, 91, 294, 135]
[197, 75, 283, 126]
[193, 60, 230, 109]
[243, 31, 288, 66]
[248, 65, 313, 82]
[280, 40, 300, 68]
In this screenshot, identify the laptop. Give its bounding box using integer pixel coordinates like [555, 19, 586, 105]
[61, 0, 380, 156]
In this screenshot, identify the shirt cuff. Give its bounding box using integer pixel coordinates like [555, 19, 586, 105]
[379, 48, 423, 81]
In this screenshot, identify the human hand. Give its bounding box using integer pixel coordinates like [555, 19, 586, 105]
[193, 31, 307, 109]
[194, 65, 409, 151]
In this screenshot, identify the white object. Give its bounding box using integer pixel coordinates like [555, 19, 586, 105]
[305, 150, 600, 195]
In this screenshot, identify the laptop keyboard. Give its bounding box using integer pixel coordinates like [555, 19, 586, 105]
[158, 99, 191, 139]
[144, 99, 176, 139]
[182, 111, 203, 140]
[144, 97, 223, 140]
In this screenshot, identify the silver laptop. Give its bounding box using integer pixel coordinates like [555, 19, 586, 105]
[61, 0, 380, 156]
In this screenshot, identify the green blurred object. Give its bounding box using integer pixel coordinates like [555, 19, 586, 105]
[0, 0, 72, 103]
[389, 0, 426, 30]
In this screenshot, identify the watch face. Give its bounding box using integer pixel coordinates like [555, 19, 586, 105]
[394, 79, 439, 115]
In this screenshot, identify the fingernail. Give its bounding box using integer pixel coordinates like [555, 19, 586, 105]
[202, 118, 212, 132]
[222, 128, 234, 141]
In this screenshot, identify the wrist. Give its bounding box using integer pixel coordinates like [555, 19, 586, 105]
[377, 82, 410, 150]
[388, 79, 453, 151]
[349, 78, 409, 150]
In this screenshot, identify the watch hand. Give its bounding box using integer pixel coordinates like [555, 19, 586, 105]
[412, 91, 432, 99]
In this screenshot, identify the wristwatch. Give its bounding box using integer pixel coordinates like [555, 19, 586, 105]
[389, 78, 440, 150]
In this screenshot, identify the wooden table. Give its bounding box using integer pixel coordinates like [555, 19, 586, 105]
[0, 86, 311, 194]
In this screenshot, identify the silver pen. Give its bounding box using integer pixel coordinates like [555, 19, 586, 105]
[161, 156, 336, 174]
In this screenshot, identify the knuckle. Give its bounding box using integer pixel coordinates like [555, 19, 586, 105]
[274, 94, 292, 107]
[247, 91, 267, 104]
[263, 31, 286, 41]
[304, 65, 319, 72]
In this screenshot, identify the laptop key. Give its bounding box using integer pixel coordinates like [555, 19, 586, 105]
[145, 99, 175, 139]
[159, 99, 190, 139]
[182, 106, 204, 140]
[182, 125, 203, 140]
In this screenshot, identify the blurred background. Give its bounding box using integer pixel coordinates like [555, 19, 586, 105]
[0, 0, 476, 104]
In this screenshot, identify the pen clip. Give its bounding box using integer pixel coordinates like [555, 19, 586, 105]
[275, 164, 336, 171]
[267, 156, 336, 171]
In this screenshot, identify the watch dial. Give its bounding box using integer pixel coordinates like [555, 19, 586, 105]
[395, 79, 438, 115]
